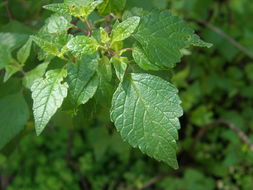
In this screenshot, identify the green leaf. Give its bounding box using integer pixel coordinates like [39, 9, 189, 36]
[32, 36, 61, 57]
[111, 56, 128, 81]
[23, 62, 49, 89]
[133, 10, 212, 69]
[0, 93, 29, 149]
[122, 7, 148, 20]
[0, 32, 28, 50]
[31, 69, 68, 135]
[43, 0, 103, 20]
[98, 56, 112, 82]
[43, 3, 69, 15]
[111, 16, 140, 43]
[4, 63, 22, 82]
[66, 35, 99, 56]
[67, 54, 99, 107]
[17, 38, 33, 65]
[100, 27, 110, 44]
[97, 0, 126, 15]
[132, 43, 160, 71]
[96, 57, 114, 105]
[45, 14, 72, 34]
[110, 73, 183, 168]
[0, 44, 15, 70]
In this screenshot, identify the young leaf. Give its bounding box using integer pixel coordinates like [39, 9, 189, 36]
[32, 36, 61, 57]
[0, 93, 29, 149]
[17, 38, 33, 65]
[100, 27, 110, 44]
[23, 62, 49, 89]
[97, 0, 126, 15]
[66, 35, 99, 56]
[111, 16, 140, 43]
[46, 14, 72, 34]
[31, 69, 68, 135]
[111, 56, 128, 81]
[44, 0, 103, 20]
[43, 4, 69, 15]
[67, 54, 99, 107]
[133, 10, 212, 69]
[110, 73, 183, 169]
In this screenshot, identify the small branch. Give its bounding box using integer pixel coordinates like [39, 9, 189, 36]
[194, 120, 253, 152]
[66, 130, 90, 190]
[5, 0, 14, 20]
[85, 20, 93, 36]
[139, 173, 168, 190]
[118, 48, 133, 55]
[69, 26, 89, 35]
[192, 19, 253, 59]
[105, 15, 112, 33]
[138, 167, 185, 189]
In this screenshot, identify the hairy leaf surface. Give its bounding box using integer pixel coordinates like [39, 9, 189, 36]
[67, 54, 99, 107]
[66, 36, 99, 56]
[133, 10, 212, 69]
[31, 69, 68, 135]
[111, 16, 140, 43]
[32, 36, 61, 57]
[111, 73, 183, 168]
[44, 0, 103, 20]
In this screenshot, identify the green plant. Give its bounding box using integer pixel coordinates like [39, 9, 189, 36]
[0, 0, 212, 169]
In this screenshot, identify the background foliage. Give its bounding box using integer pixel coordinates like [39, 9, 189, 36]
[1, 0, 253, 189]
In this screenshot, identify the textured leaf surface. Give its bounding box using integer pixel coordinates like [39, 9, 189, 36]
[133, 10, 212, 69]
[0, 93, 29, 149]
[44, 0, 103, 19]
[111, 16, 140, 43]
[32, 36, 61, 57]
[45, 14, 72, 34]
[110, 73, 183, 168]
[100, 27, 110, 44]
[67, 54, 99, 107]
[31, 69, 68, 135]
[66, 36, 99, 56]
[97, 0, 126, 15]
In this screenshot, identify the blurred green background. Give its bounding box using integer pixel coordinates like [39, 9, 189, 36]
[1, 0, 253, 189]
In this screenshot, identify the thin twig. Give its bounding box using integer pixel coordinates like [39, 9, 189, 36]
[139, 173, 168, 190]
[85, 20, 93, 36]
[5, 0, 14, 20]
[66, 130, 90, 190]
[138, 167, 185, 189]
[194, 120, 253, 152]
[105, 15, 112, 34]
[192, 19, 253, 59]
